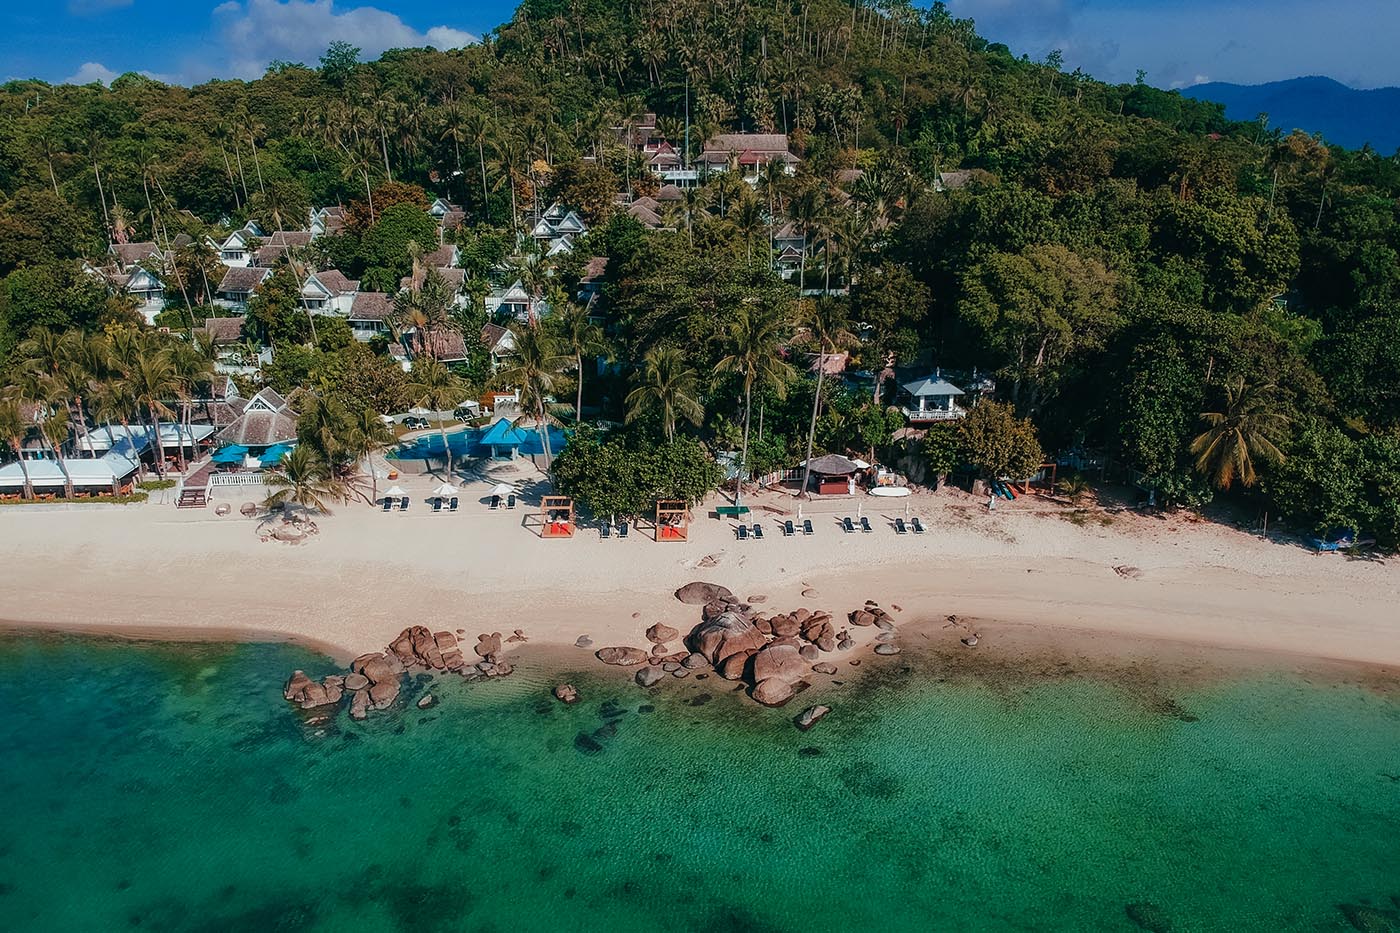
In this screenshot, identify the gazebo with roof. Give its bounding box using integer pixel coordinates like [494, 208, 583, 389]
[479, 418, 529, 461]
[803, 453, 862, 496]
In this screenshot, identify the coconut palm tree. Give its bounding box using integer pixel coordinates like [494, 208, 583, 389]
[730, 195, 766, 263]
[715, 305, 795, 507]
[464, 109, 494, 210]
[549, 293, 605, 423]
[346, 407, 394, 503]
[36, 404, 74, 498]
[0, 399, 36, 499]
[493, 325, 568, 471]
[1190, 378, 1290, 490]
[626, 345, 704, 442]
[405, 360, 468, 478]
[264, 445, 346, 518]
[90, 377, 141, 472]
[169, 341, 214, 471]
[125, 348, 180, 477]
[799, 297, 856, 497]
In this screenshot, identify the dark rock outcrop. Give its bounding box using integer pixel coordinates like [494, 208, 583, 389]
[675, 581, 735, 605]
[554, 684, 580, 704]
[646, 623, 680, 644]
[596, 646, 651, 666]
[689, 612, 767, 666]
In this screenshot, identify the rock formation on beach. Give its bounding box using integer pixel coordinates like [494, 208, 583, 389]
[283, 624, 520, 721]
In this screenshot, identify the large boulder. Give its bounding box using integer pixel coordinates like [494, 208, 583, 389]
[368, 678, 400, 710]
[752, 678, 795, 707]
[596, 646, 650, 666]
[752, 643, 808, 684]
[351, 652, 404, 684]
[645, 623, 680, 645]
[349, 689, 370, 720]
[474, 632, 503, 659]
[388, 627, 428, 665]
[718, 650, 755, 681]
[283, 670, 314, 702]
[675, 582, 735, 605]
[769, 614, 800, 638]
[343, 672, 369, 691]
[689, 612, 767, 665]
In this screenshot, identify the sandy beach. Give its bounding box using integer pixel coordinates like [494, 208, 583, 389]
[3, 472, 1398, 672]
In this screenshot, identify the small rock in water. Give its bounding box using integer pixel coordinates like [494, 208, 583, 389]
[553, 684, 580, 704]
[575, 635, 594, 648]
[837, 639, 855, 651]
[812, 662, 838, 675]
[961, 634, 979, 647]
[416, 693, 436, 709]
[874, 643, 901, 656]
[1124, 902, 1172, 933]
[681, 652, 709, 670]
[794, 705, 831, 731]
[670, 667, 690, 678]
[661, 662, 681, 673]
[635, 667, 665, 688]
[876, 632, 896, 643]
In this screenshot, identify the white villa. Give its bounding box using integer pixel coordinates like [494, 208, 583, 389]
[898, 372, 968, 423]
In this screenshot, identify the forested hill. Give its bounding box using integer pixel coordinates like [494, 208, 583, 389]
[2, 0, 1400, 542]
[1183, 76, 1400, 153]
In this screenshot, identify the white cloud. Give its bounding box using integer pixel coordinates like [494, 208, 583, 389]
[211, 0, 476, 80]
[61, 61, 175, 86]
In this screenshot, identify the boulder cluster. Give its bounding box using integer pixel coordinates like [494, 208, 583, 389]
[283, 625, 521, 721]
[590, 582, 903, 717]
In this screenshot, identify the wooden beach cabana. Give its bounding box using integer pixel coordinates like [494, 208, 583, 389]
[655, 500, 689, 542]
[540, 495, 575, 538]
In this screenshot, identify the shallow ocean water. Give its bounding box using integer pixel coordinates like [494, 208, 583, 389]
[0, 633, 1398, 932]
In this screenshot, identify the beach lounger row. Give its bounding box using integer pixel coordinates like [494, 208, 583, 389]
[489, 494, 518, 510]
[838, 515, 927, 533]
[430, 497, 460, 513]
[735, 523, 767, 540]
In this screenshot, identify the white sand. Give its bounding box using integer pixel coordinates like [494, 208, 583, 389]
[3, 473, 1398, 668]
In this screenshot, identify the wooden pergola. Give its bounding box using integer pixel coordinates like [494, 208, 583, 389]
[655, 500, 690, 542]
[540, 495, 575, 538]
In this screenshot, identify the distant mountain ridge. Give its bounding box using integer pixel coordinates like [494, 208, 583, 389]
[1182, 76, 1400, 152]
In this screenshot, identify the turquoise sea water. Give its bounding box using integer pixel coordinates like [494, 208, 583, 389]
[1, 633, 1398, 932]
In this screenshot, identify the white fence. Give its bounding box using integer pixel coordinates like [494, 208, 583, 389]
[208, 473, 267, 488]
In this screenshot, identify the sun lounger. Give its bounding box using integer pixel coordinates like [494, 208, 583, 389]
[752, 523, 764, 539]
[507, 494, 517, 509]
[842, 517, 855, 533]
[618, 522, 629, 539]
[860, 516, 873, 533]
[736, 524, 748, 540]
[912, 517, 927, 534]
[382, 498, 393, 512]
[490, 494, 500, 509]
[783, 520, 795, 536]
[803, 519, 814, 535]
[432, 497, 443, 513]
[895, 518, 908, 534]
[449, 497, 459, 512]
[400, 497, 410, 511]
[600, 522, 611, 539]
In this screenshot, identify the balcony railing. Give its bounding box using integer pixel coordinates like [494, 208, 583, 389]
[902, 405, 966, 422]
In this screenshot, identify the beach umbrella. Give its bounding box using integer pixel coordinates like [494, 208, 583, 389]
[259, 444, 291, 467]
[211, 445, 248, 464]
[384, 485, 407, 499]
[408, 406, 432, 416]
[490, 483, 515, 497]
[432, 482, 458, 498]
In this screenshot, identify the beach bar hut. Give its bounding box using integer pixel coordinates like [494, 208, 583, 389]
[655, 500, 690, 542]
[478, 418, 529, 461]
[540, 495, 575, 538]
[803, 454, 861, 496]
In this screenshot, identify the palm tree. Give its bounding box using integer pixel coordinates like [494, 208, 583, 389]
[405, 360, 468, 478]
[0, 400, 36, 500]
[37, 404, 74, 498]
[264, 445, 346, 518]
[464, 109, 494, 210]
[126, 348, 180, 477]
[787, 186, 824, 293]
[169, 341, 214, 471]
[1190, 378, 1290, 490]
[550, 294, 605, 423]
[90, 377, 141, 473]
[626, 345, 704, 442]
[730, 195, 766, 263]
[494, 325, 568, 471]
[715, 305, 795, 507]
[799, 297, 856, 497]
[346, 407, 394, 504]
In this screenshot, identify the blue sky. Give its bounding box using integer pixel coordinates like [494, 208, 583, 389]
[2, 0, 1397, 90]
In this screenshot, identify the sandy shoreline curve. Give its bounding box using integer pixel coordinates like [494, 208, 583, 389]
[2, 489, 1397, 671]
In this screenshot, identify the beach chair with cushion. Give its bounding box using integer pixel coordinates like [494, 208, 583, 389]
[432, 497, 443, 513]
[490, 494, 501, 510]
[803, 519, 814, 535]
[736, 524, 748, 541]
[382, 498, 393, 512]
[912, 517, 927, 534]
[398, 497, 409, 511]
[783, 520, 795, 537]
[618, 522, 629, 539]
[860, 516, 873, 533]
[842, 517, 855, 533]
[895, 518, 908, 534]
[752, 523, 764, 539]
[600, 522, 611, 539]
[507, 494, 517, 510]
[449, 497, 459, 512]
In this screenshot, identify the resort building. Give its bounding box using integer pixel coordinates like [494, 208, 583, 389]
[0, 452, 140, 498]
[697, 133, 801, 180]
[214, 387, 299, 453]
[215, 266, 271, 311]
[348, 292, 395, 342]
[897, 372, 967, 423]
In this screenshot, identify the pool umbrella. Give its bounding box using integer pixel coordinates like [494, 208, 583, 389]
[211, 445, 248, 464]
[259, 444, 292, 467]
[490, 483, 515, 497]
[432, 482, 458, 497]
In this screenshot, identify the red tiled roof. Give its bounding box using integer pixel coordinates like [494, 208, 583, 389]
[350, 292, 395, 322]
